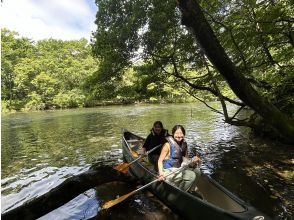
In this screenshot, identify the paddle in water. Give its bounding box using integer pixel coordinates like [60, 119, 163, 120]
[114, 144, 162, 173]
[103, 162, 192, 209]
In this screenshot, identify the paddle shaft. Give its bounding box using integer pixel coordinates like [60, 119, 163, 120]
[102, 161, 193, 209]
[131, 162, 191, 194]
[127, 143, 162, 166]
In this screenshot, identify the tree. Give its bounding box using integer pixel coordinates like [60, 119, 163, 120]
[2, 30, 98, 110]
[1, 28, 34, 109]
[177, 0, 293, 142]
[91, 0, 294, 143]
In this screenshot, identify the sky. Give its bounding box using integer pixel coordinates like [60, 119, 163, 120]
[0, 0, 98, 41]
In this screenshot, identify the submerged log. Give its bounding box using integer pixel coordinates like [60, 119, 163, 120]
[1, 165, 136, 220]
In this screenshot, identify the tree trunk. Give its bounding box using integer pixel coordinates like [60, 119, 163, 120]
[1, 165, 135, 220]
[178, 0, 294, 143]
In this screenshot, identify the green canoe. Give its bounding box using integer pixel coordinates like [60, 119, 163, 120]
[122, 130, 270, 220]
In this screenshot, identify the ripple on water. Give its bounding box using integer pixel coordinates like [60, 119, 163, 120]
[1, 166, 88, 212]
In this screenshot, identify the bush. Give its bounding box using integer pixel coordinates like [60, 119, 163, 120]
[1, 100, 11, 113]
[1, 99, 28, 112]
[24, 92, 45, 110]
[53, 89, 86, 108]
[52, 93, 70, 108]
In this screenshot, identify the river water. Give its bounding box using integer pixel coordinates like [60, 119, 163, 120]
[1, 103, 292, 219]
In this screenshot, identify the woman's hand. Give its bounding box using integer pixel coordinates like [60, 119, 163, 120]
[190, 156, 201, 167]
[138, 148, 146, 155]
[158, 174, 166, 181]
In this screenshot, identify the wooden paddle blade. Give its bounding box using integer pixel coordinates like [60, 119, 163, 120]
[130, 150, 139, 158]
[113, 163, 129, 173]
[102, 191, 136, 209]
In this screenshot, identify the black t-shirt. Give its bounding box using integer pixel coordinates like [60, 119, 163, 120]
[143, 129, 168, 155]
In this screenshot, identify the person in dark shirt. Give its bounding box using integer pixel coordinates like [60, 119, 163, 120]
[142, 121, 168, 171]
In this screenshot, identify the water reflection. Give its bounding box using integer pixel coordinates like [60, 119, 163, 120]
[1, 166, 87, 212]
[40, 188, 100, 220]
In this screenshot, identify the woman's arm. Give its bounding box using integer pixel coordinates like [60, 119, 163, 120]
[158, 143, 169, 179]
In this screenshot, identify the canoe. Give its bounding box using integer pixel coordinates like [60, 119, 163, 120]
[122, 129, 271, 220]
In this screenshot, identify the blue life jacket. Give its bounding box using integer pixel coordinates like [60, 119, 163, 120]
[163, 136, 187, 168]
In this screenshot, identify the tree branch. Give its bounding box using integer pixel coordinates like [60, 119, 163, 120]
[178, 0, 294, 142]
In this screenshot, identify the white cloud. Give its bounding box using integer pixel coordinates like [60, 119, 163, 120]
[0, 0, 97, 41]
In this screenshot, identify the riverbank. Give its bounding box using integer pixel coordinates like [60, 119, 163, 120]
[1, 99, 193, 114]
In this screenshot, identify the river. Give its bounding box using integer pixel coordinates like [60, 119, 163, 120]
[1, 103, 292, 219]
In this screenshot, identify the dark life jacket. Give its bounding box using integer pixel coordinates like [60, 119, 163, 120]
[163, 136, 187, 168]
[143, 128, 168, 155]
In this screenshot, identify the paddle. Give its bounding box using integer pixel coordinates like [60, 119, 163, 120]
[102, 162, 192, 209]
[114, 144, 162, 173]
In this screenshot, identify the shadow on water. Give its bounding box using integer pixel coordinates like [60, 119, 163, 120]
[94, 182, 182, 220]
[39, 174, 182, 220]
[196, 138, 293, 220]
[6, 148, 181, 220]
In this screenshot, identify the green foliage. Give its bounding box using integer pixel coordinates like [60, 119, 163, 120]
[31, 72, 58, 105]
[91, 0, 223, 103]
[202, 0, 294, 114]
[25, 92, 44, 111]
[91, 0, 293, 116]
[1, 100, 12, 113]
[53, 89, 86, 108]
[1, 28, 34, 105]
[1, 29, 98, 111]
[3, 0, 293, 113]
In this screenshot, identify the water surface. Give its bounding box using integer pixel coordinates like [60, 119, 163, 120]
[1, 103, 291, 219]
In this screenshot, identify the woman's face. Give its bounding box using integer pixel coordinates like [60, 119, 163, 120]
[154, 124, 163, 135]
[173, 128, 184, 143]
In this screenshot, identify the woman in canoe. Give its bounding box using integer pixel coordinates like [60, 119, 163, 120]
[142, 121, 169, 171]
[158, 125, 200, 192]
